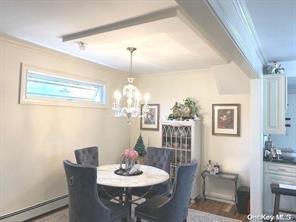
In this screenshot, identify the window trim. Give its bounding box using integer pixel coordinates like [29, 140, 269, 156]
[20, 63, 109, 108]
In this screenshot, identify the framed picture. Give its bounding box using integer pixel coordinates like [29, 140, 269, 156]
[140, 104, 160, 131]
[212, 104, 241, 137]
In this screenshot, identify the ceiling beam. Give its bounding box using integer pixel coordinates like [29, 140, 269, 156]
[176, 0, 262, 78]
[207, 0, 266, 74]
[62, 7, 178, 42]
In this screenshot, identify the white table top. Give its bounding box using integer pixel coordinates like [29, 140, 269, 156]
[97, 164, 170, 188]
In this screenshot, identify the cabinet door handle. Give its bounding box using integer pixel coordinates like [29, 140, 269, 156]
[277, 168, 288, 172]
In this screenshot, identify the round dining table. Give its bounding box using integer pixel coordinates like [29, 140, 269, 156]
[97, 164, 170, 222]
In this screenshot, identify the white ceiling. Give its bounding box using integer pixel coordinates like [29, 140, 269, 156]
[0, 0, 226, 74]
[246, 0, 296, 62]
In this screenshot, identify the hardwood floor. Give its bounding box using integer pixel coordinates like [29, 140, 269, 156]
[191, 199, 249, 222]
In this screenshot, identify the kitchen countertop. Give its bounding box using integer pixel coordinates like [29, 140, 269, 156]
[264, 158, 296, 165]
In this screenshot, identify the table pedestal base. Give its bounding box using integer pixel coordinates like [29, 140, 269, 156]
[125, 188, 133, 222]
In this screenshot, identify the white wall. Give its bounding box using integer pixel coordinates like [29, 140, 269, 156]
[0, 36, 129, 216]
[250, 78, 263, 217]
[130, 63, 251, 201]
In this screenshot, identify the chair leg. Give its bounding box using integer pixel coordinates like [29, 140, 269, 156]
[273, 194, 280, 222]
[183, 219, 187, 222]
[136, 217, 141, 222]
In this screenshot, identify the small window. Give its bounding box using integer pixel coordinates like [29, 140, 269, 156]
[20, 64, 108, 108]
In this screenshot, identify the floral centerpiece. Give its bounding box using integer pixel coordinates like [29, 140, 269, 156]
[120, 148, 139, 172]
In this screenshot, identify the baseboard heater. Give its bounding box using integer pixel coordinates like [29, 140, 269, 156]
[0, 195, 68, 222]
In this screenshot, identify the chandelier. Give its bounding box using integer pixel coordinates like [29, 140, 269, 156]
[112, 47, 150, 122]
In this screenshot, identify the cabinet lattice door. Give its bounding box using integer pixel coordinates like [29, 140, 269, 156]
[162, 125, 192, 180]
[161, 120, 202, 200]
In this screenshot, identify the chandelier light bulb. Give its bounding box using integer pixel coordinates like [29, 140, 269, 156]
[114, 90, 122, 100]
[144, 93, 150, 102]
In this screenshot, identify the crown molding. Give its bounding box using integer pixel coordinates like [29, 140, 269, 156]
[233, 0, 267, 63]
[207, 0, 266, 73]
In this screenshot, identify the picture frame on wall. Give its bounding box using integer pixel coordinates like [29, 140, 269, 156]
[140, 104, 160, 131]
[212, 104, 241, 137]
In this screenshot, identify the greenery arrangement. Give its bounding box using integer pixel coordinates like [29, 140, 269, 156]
[168, 97, 200, 120]
[134, 134, 146, 157]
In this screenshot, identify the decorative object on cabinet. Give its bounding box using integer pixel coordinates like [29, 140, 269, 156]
[140, 104, 159, 131]
[206, 160, 221, 175]
[212, 104, 241, 137]
[263, 61, 285, 74]
[168, 97, 200, 120]
[161, 119, 202, 201]
[184, 97, 200, 118]
[263, 74, 287, 135]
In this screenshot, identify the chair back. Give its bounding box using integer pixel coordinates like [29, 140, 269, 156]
[74, 146, 98, 166]
[63, 160, 110, 222]
[159, 160, 197, 222]
[145, 147, 173, 173]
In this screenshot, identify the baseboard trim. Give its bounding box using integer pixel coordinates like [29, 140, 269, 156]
[206, 192, 235, 204]
[0, 195, 68, 222]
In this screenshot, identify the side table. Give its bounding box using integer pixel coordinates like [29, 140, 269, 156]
[201, 170, 239, 204]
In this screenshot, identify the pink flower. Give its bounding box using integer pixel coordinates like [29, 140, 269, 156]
[123, 149, 130, 157]
[122, 149, 138, 160]
[129, 150, 138, 160]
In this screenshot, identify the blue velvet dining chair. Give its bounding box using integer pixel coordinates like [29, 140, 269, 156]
[63, 160, 128, 222]
[74, 146, 98, 166]
[135, 160, 198, 222]
[132, 147, 173, 199]
[74, 146, 123, 200]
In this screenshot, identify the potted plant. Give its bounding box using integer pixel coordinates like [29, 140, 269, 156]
[168, 97, 200, 120]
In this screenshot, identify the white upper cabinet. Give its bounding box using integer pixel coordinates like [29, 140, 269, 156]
[263, 74, 287, 135]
